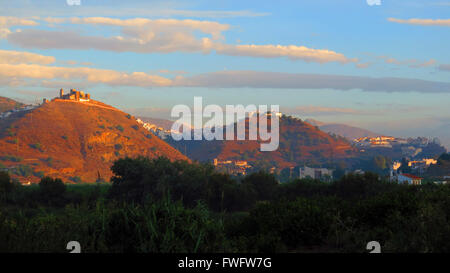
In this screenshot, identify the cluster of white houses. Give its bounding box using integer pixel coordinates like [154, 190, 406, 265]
[0, 104, 37, 119]
[213, 158, 252, 176]
[136, 118, 175, 140]
[353, 136, 408, 148]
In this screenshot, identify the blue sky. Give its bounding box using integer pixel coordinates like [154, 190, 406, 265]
[0, 0, 449, 148]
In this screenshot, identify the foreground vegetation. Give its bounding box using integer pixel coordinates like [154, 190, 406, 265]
[0, 157, 449, 253]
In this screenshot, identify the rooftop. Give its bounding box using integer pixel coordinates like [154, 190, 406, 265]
[400, 173, 423, 180]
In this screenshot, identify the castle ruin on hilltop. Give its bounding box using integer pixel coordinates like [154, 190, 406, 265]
[58, 88, 91, 102]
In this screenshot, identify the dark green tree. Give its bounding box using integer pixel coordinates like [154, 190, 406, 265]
[39, 176, 66, 206]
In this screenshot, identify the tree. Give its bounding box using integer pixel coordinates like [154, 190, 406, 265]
[398, 157, 412, 174]
[242, 171, 278, 201]
[0, 171, 13, 201]
[109, 157, 214, 206]
[39, 176, 66, 205]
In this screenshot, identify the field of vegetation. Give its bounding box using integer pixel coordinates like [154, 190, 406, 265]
[0, 157, 449, 253]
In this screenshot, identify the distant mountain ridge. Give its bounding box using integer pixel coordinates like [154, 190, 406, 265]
[305, 118, 379, 140]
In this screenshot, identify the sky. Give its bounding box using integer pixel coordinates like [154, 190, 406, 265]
[0, 0, 449, 149]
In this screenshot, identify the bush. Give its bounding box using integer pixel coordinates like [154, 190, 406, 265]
[29, 143, 42, 151]
[116, 125, 124, 132]
[70, 176, 82, 184]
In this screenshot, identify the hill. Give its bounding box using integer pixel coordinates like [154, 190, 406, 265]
[0, 98, 188, 183]
[0, 96, 24, 113]
[427, 153, 450, 177]
[168, 115, 356, 170]
[305, 119, 378, 140]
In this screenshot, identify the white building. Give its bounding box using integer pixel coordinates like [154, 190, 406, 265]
[299, 166, 333, 180]
[396, 173, 423, 185]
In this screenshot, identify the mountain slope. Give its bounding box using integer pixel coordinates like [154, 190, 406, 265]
[0, 96, 24, 113]
[0, 99, 188, 183]
[305, 119, 378, 140]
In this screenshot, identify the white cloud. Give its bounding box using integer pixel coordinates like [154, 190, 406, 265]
[356, 62, 371, 69]
[0, 49, 55, 65]
[0, 63, 172, 87]
[67, 17, 229, 40]
[0, 16, 39, 27]
[2, 49, 446, 93]
[213, 43, 357, 64]
[1, 62, 450, 93]
[0, 16, 39, 39]
[388, 18, 450, 26]
[379, 56, 437, 68]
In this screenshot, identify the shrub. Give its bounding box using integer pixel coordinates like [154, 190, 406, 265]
[70, 176, 82, 184]
[0, 155, 23, 162]
[116, 125, 124, 132]
[29, 143, 42, 151]
[12, 164, 33, 177]
[45, 157, 54, 167]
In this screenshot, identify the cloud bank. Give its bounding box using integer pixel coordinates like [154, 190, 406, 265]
[0, 49, 55, 65]
[173, 71, 450, 93]
[388, 18, 450, 26]
[3, 16, 357, 64]
[0, 49, 448, 93]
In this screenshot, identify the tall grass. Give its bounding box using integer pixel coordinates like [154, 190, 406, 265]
[0, 196, 229, 253]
